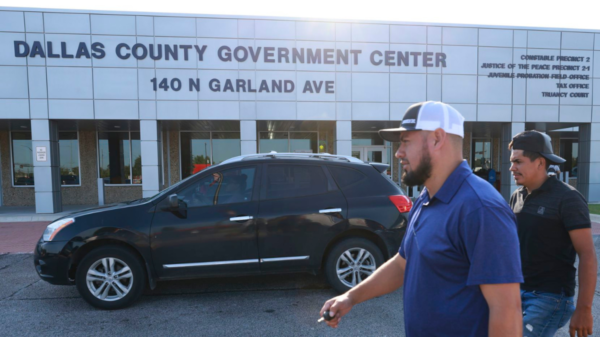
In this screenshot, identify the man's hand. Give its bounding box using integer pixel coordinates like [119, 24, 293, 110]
[569, 228, 597, 337]
[319, 293, 356, 328]
[569, 307, 593, 337]
[318, 253, 406, 329]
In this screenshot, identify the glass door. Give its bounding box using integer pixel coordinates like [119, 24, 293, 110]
[352, 146, 389, 176]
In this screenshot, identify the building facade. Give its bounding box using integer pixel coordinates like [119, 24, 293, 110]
[0, 7, 599, 213]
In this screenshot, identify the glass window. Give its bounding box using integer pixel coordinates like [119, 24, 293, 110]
[181, 132, 211, 180]
[352, 132, 384, 146]
[259, 132, 288, 153]
[59, 132, 80, 186]
[177, 167, 255, 208]
[12, 132, 34, 186]
[263, 165, 328, 200]
[180, 132, 241, 180]
[212, 132, 241, 165]
[290, 132, 318, 153]
[98, 132, 141, 185]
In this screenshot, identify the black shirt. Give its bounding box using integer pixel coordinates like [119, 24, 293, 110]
[509, 177, 591, 296]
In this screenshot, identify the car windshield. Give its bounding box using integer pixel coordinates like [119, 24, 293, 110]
[136, 167, 212, 203]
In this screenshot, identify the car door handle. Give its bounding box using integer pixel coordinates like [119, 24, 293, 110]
[230, 215, 253, 221]
[319, 208, 342, 214]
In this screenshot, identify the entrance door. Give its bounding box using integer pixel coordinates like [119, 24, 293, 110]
[352, 146, 389, 176]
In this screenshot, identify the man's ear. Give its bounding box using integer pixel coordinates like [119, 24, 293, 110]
[536, 157, 546, 170]
[432, 128, 447, 148]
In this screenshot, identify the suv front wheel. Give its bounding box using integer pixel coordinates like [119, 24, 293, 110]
[324, 238, 384, 293]
[75, 245, 146, 310]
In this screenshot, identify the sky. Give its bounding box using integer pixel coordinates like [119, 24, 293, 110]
[2, 0, 599, 31]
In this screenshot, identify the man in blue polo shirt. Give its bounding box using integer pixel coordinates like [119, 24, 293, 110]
[320, 101, 524, 336]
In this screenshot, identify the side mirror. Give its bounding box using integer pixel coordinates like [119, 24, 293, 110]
[168, 194, 179, 209]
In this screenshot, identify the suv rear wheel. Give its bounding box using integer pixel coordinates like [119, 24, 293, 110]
[75, 245, 146, 310]
[324, 238, 384, 293]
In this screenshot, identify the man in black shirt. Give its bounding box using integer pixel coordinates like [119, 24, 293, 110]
[509, 130, 597, 337]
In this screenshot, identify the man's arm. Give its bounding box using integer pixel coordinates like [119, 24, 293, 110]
[480, 283, 522, 337]
[568, 228, 597, 337]
[320, 253, 406, 328]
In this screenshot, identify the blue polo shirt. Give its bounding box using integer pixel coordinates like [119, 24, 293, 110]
[399, 161, 523, 336]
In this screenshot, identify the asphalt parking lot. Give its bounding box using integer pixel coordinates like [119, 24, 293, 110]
[1, 237, 599, 336]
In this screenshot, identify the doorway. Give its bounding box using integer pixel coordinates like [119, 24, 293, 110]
[352, 146, 387, 164]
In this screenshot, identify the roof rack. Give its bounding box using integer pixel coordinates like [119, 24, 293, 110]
[218, 152, 364, 165]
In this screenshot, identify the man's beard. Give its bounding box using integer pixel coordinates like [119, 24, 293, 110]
[401, 148, 432, 187]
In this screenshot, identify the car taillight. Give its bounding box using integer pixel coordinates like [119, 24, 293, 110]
[389, 195, 412, 213]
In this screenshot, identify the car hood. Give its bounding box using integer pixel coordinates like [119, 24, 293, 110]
[54, 200, 147, 221]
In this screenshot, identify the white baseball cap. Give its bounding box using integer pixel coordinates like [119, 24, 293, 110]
[379, 101, 465, 142]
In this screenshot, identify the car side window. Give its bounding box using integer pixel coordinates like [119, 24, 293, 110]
[177, 167, 256, 208]
[263, 165, 329, 200]
[216, 167, 255, 205]
[177, 172, 222, 208]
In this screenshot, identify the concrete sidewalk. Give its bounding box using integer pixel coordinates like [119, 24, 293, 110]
[0, 205, 95, 223]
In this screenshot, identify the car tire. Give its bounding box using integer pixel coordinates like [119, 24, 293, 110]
[324, 238, 384, 294]
[75, 245, 146, 310]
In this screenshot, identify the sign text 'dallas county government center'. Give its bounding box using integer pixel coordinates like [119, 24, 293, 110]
[13, 39, 591, 99]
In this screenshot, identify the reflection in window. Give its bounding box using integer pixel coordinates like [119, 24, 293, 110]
[259, 132, 288, 153]
[212, 132, 241, 165]
[351, 132, 384, 146]
[98, 132, 141, 185]
[177, 167, 255, 208]
[259, 132, 319, 153]
[12, 132, 34, 186]
[264, 165, 328, 199]
[180, 132, 241, 180]
[290, 132, 317, 153]
[59, 132, 80, 185]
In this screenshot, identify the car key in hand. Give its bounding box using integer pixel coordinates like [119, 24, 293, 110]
[317, 310, 335, 323]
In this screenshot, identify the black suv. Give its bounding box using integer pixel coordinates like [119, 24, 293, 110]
[34, 153, 411, 309]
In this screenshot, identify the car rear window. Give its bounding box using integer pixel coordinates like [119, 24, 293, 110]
[329, 165, 401, 196]
[328, 166, 367, 189]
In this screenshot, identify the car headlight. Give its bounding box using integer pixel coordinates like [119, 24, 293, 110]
[43, 218, 75, 242]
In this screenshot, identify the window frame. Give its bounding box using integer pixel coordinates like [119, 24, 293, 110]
[96, 130, 142, 186]
[179, 130, 242, 181]
[259, 163, 333, 201]
[59, 131, 82, 187]
[10, 130, 34, 188]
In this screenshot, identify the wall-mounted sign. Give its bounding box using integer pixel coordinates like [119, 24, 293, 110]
[36, 146, 47, 162]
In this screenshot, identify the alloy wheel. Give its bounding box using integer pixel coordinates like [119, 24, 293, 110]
[86, 257, 134, 302]
[335, 248, 376, 288]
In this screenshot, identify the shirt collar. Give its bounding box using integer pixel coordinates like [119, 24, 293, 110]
[518, 176, 555, 197]
[430, 160, 472, 204]
[536, 176, 555, 192]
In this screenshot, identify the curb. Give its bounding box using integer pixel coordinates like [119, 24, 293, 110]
[0, 216, 61, 223]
